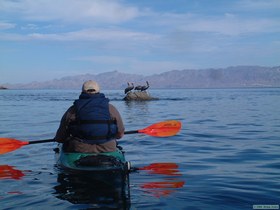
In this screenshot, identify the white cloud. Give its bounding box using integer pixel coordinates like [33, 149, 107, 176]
[235, 0, 280, 10]
[75, 55, 126, 65]
[0, 21, 16, 30]
[0, 32, 25, 41]
[0, 27, 159, 42]
[21, 24, 39, 30]
[1, 0, 279, 80]
[0, 0, 140, 23]
[186, 17, 278, 36]
[2, 1, 279, 40]
[156, 12, 280, 36]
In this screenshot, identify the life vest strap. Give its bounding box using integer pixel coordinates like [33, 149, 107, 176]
[80, 138, 115, 145]
[73, 131, 117, 144]
[70, 119, 116, 125]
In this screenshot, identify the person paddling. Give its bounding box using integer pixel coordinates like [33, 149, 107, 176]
[54, 80, 125, 153]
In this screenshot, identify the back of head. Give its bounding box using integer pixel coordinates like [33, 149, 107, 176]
[82, 80, 100, 94]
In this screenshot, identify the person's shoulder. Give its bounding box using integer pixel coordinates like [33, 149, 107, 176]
[66, 105, 75, 114]
[109, 103, 117, 109]
[109, 103, 121, 113]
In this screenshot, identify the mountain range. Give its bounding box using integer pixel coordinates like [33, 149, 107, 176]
[3, 66, 280, 90]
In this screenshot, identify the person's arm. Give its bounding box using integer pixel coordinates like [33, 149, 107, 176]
[54, 106, 76, 143]
[109, 104, 125, 139]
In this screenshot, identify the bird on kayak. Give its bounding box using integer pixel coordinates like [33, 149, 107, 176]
[124, 82, 134, 94]
[140, 81, 150, 91]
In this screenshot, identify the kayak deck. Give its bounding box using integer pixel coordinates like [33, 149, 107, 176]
[57, 147, 130, 172]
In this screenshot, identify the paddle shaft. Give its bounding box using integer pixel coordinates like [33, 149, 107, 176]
[26, 131, 138, 145]
[0, 120, 181, 155]
[28, 139, 54, 144]
[124, 130, 138, 135]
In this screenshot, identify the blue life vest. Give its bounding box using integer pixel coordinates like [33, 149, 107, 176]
[69, 93, 118, 144]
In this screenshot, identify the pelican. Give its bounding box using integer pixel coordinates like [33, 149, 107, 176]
[124, 82, 134, 94]
[140, 81, 150, 91]
[134, 84, 142, 91]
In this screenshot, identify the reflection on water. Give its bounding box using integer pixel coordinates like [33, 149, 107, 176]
[138, 162, 185, 198]
[0, 162, 184, 208]
[0, 165, 25, 180]
[139, 162, 181, 175]
[53, 169, 131, 209]
[141, 180, 185, 198]
[52, 162, 185, 207]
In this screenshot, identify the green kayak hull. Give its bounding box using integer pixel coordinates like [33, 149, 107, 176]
[55, 147, 132, 208]
[58, 148, 130, 171]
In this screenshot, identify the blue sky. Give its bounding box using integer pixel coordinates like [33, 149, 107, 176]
[1, 0, 280, 83]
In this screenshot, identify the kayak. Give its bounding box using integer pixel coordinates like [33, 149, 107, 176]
[56, 145, 131, 172]
[55, 145, 132, 208]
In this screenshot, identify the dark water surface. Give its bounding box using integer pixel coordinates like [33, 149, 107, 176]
[0, 88, 279, 209]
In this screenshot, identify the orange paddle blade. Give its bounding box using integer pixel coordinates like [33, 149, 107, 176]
[138, 120, 181, 137]
[140, 163, 181, 176]
[0, 138, 29, 155]
[140, 163, 178, 170]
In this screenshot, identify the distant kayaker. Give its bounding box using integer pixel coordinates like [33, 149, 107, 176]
[54, 80, 125, 153]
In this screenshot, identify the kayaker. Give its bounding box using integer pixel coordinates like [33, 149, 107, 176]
[54, 80, 125, 153]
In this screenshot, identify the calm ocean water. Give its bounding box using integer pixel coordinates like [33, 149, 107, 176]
[0, 88, 279, 210]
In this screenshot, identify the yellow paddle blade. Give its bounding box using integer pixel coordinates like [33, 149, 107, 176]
[138, 120, 182, 137]
[0, 138, 29, 155]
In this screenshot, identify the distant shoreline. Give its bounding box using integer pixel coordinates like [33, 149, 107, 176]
[3, 66, 280, 89]
[2, 87, 280, 91]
